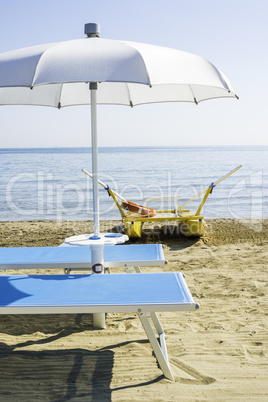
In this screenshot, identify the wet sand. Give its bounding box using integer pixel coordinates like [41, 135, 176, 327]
[0, 219, 267, 401]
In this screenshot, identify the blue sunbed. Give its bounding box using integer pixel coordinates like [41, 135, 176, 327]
[0, 244, 166, 271]
[0, 272, 199, 381]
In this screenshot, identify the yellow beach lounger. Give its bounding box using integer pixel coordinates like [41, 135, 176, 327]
[83, 166, 242, 238]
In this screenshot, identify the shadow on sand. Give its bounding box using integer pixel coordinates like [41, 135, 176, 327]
[0, 343, 114, 402]
[111, 222, 201, 250]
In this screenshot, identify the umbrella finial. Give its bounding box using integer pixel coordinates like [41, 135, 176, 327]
[84, 23, 100, 37]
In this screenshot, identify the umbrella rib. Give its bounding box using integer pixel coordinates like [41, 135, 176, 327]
[126, 83, 134, 107]
[30, 49, 50, 88]
[121, 41, 152, 88]
[30, 60, 42, 90]
[57, 83, 64, 109]
[188, 85, 198, 105]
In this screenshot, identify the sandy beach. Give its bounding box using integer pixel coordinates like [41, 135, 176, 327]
[0, 218, 267, 401]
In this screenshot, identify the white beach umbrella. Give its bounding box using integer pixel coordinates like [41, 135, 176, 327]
[0, 23, 238, 238]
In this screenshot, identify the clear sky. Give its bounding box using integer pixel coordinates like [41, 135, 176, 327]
[0, 0, 267, 147]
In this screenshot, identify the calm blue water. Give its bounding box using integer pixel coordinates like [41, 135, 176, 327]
[0, 146, 267, 222]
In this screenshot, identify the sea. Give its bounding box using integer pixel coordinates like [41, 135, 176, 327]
[0, 146, 267, 222]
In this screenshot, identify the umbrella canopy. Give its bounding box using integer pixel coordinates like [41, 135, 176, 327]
[0, 33, 237, 107]
[0, 23, 238, 236]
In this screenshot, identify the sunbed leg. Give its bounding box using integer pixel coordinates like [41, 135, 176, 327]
[124, 266, 142, 273]
[138, 311, 174, 382]
[150, 312, 168, 361]
[125, 267, 134, 273]
[134, 266, 142, 273]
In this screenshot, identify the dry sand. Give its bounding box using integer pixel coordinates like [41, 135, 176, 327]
[0, 219, 267, 401]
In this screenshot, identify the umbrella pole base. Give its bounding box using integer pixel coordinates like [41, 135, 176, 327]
[90, 242, 105, 329]
[93, 313, 106, 329]
[62, 233, 129, 246]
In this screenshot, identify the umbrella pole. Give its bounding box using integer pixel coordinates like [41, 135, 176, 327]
[90, 82, 100, 237]
[90, 82, 105, 329]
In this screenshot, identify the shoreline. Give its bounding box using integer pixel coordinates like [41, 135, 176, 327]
[0, 218, 267, 400]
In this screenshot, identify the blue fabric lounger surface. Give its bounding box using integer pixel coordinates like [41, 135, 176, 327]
[0, 272, 198, 313]
[0, 272, 199, 381]
[0, 244, 166, 270]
